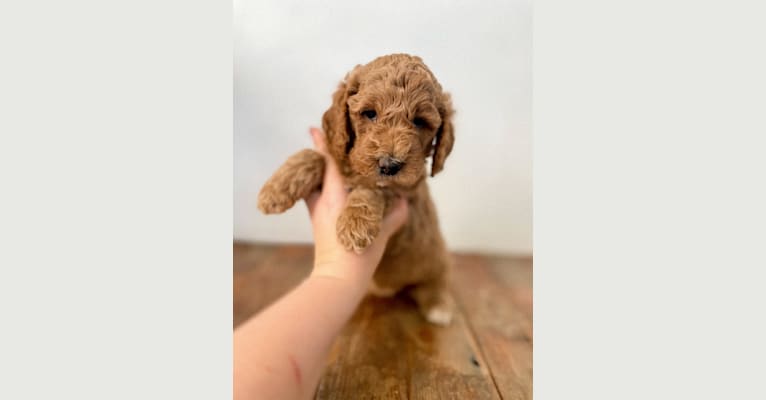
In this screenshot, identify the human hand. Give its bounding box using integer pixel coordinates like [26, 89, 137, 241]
[305, 127, 408, 286]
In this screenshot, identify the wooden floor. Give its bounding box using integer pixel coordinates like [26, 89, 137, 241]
[234, 242, 533, 399]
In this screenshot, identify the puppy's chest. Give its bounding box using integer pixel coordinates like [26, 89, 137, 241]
[376, 200, 445, 286]
[387, 191, 441, 253]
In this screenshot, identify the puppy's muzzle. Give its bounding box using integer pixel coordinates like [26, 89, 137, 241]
[378, 156, 404, 176]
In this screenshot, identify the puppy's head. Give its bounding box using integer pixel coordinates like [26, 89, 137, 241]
[322, 54, 454, 189]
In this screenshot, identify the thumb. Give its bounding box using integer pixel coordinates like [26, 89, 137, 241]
[309, 127, 346, 200]
[379, 197, 409, 239]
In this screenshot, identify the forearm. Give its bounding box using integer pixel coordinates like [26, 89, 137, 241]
[233, 273, 370, 400]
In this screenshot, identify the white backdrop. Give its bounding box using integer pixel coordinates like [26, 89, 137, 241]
[234, 0, 531, 255]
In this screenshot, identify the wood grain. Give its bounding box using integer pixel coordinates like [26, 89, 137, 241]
[233, 242, 312, 328]
[316, 294, 500, 400]
[232, 242, 532, 399]
[451, 254, 533, 400]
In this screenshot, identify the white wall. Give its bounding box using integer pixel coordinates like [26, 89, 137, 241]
[234, 0, 532, 255]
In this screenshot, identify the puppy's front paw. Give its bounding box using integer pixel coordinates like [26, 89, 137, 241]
[336, 208, 380, 253]
[257, 186, 295, 214]
[257, 149, 326, 214]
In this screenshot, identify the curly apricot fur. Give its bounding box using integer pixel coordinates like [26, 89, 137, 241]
[259, 54, 455, 324]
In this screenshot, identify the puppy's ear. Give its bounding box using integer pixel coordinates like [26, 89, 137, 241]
[322, 69, 360, 163]
[431, 93, 455, 176]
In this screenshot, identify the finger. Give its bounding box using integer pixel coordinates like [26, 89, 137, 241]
[309, 127, 329, 155]
[379, 197, 409, 239]
[304, 190, 321, 215]
[309, 127, 346, 200]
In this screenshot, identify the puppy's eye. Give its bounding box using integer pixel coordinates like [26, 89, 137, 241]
[361, 110, 377, 121]
[412, 117, 428, 129]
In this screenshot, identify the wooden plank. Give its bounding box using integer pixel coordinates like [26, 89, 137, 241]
[316, 296, 410, 400]
[316, 287, 500, 399]
[407, 302, 502, 400]
[233, 244, 528, 399]
[233, 243, 313, 328]
[451, 254, 533, 400]
[486, 255, 533, 320]
[233, 241, 277, 273]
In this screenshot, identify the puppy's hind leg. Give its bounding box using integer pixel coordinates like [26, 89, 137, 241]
[258, 149, 325, 214]
[408, 277, 454, 326]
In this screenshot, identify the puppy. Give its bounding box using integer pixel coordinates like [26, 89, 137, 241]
[258, 54, 455, 325]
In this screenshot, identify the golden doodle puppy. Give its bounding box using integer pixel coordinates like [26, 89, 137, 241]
[258, 54, 455, 325]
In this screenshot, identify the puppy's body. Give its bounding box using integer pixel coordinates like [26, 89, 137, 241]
[372, 182, 453, 324]
[258, 54, 455, 324]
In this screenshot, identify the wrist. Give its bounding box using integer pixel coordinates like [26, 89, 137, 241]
[309, 267, 371, 299]
[312, 259, 372, 282]
[311, 256, 375, 290]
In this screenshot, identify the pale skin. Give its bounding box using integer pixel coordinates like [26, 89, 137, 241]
[233, 127, 409, 400]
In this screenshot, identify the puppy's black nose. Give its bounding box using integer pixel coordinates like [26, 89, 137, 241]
[378, 157, 404, 176]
